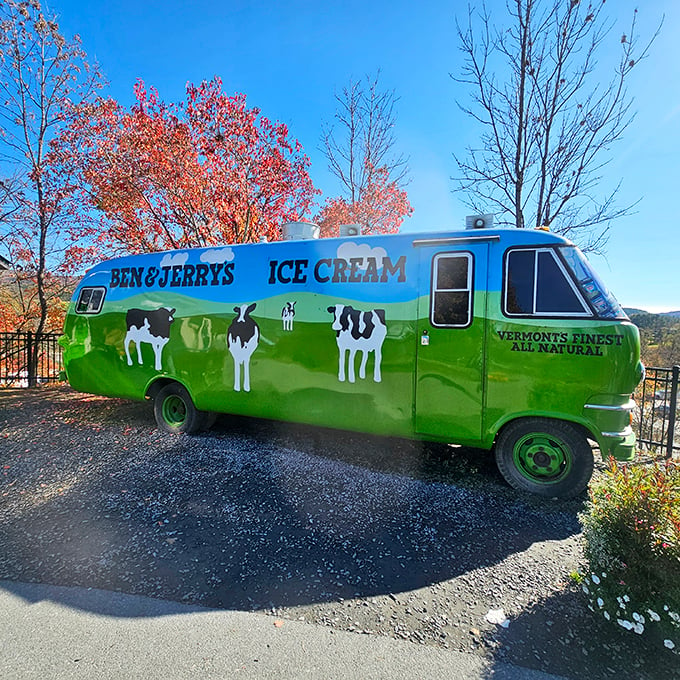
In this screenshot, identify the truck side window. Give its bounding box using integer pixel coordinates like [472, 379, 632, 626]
[75, 287, 106, 314]
[504, 248, 591, 317]
[431, 253, 473, 327]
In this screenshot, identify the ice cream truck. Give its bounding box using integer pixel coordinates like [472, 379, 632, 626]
[60, 223, 643, 498]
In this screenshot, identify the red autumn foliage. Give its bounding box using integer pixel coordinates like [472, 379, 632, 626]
[0, 271, 71, 333]
[316, 163, 413, 238]
[0, 289, 25, 333]
[54, 77, 319, 253]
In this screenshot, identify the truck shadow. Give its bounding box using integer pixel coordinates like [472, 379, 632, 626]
[479, 587, 680, 680]
[0, 390, 585, 617]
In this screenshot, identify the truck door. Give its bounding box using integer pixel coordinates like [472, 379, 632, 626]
[414, 240, 489, 443]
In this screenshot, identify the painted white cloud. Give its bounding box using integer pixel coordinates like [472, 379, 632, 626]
[336, 242, 387, 270]
[160, 252, 189, 268]
[200, 247, 235, 264]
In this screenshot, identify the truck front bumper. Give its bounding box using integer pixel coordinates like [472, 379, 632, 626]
[600, 426, 636, 461]
[584, 399, 637, 461]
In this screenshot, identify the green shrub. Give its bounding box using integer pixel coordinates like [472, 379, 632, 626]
[579, 459, 680, 652]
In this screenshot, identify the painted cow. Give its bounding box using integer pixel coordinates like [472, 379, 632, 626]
[281, 301, 296, 331]
[327, 304, 387, 383]
[227, 303, 259, 392]
[124, 307, 175, 371]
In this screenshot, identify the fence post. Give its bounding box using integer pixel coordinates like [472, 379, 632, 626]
[667, 365, 679, 459]
[25, 331, 33, 387]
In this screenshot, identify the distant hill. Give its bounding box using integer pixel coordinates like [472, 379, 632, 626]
[626, 309, 680, 367]
[624, 308, 680, 318]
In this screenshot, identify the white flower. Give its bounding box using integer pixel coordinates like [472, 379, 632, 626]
[623, 595, 630, 603]
[582, 584, 590, 594]
[664, 639, 676, 650]
[647, 610, 661, 622]
[601, 572, 608, 579]
[633, 612, 645, 624]
[591, 574, 601, 585]
[485, 609, 510, 628]
[618, 619, 633, 631]
[669, 611, 680, 623]
[597, 598, 604, 608]
[633, 623, 644, 635]
[604, 611, 611, 621]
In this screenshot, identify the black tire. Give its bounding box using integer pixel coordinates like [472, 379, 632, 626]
[494, 418, 594, 498]
[153, 383, 203, 434]
[199, 411, 218, 431]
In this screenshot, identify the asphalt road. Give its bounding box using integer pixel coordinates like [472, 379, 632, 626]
[1, 579, 568, 680]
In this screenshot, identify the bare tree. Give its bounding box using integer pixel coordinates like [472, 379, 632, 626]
[453, 0, 660, 252]
[0, 0, 102, 344]
[0, 173, 24, 229]
[321, 71, 408, 207]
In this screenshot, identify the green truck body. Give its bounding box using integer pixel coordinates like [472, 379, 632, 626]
[61, 227, 643, 497]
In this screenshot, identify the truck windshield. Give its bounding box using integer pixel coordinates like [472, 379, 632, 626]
[559, 247, 627, 320]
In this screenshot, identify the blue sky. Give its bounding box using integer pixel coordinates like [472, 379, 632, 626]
[50, 0, 679, 312]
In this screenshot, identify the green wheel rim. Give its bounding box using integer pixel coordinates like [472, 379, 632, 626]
[161, 394, 187, 427]
[512, 432, 572, 484]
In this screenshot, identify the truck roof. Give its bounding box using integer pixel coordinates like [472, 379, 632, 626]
[89, 227, 572, 270]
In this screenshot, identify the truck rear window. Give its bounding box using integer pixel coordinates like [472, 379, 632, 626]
[75, 287, 106, 314]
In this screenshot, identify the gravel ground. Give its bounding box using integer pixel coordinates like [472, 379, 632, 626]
[0, 385, 677, 680]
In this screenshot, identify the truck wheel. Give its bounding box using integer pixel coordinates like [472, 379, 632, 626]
[494, 418, 594, 498]
[154, 383, 203, 434]
[199, 411, 218, 431]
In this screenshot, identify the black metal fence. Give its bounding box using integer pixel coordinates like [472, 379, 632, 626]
[635, 365, 679, 459]
[0, 332, 63, 387]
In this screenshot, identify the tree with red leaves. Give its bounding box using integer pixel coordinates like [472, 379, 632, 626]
[317, 72, 412, 237]
[316, 162, 412, 237]
[56, 77, 318, 253]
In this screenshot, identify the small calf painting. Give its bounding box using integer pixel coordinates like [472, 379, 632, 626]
[281, 301, 296, 331]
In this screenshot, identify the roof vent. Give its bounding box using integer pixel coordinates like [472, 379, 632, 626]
[339, 223, 362, 237]
[465, 214, 494, 230]
[282, 222, 320, 240]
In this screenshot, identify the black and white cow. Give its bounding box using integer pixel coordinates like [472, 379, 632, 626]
[327, 304, 387, 383]
[281, 301, 296, 331]
[227, 303, 259, 392]
[124, 307, 175, 371]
